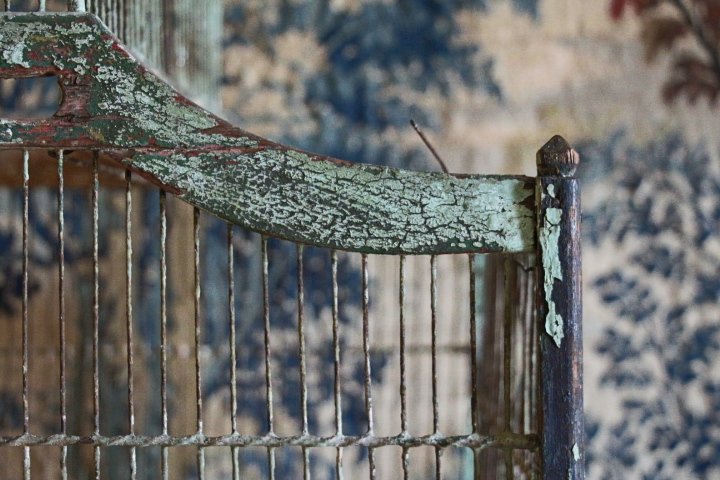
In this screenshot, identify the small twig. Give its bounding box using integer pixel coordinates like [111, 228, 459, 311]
[410, 119, 449, 174]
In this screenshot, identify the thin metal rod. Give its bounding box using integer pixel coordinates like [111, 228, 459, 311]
[361, 254, 376, 480]
[58, 151, 68, 480]
[523, 259, 540, 478]
[228, 225, 240, 480]
[194, 207, 206, 479]
[468, 254, 479, 474]
[22, 149, 30, 480]
[160, 190, 169, 480]
[398, 255, 409, 480]
[430, 256, 441, 479]
[410, 119, 449, 173]
[503, 258, 513, 479]
[296, 244, 310, 479]
[331, 251, 343, 480]
[125, 169, 136, 480]
[261, 236, 276, 480]
[0, 431, 539, 449]
[92, 152, 100, 480]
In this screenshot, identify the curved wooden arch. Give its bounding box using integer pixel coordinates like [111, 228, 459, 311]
[0, 12, 535, 254]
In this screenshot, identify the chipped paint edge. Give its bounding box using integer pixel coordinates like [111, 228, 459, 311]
[569, 443, 581, 479]
[540, 182, 564, 347]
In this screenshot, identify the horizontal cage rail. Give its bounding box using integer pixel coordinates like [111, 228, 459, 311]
[0, 433, 539, 450]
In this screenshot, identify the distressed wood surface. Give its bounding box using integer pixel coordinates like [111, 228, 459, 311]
[535, 136, 584, 480]
[0, 12, 535, 254]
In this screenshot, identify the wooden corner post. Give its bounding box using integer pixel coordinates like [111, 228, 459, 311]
[535, 135, 584, 479]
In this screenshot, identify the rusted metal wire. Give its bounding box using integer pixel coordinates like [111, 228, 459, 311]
[0, 432, 539, 449]
[361, 254, 376, 480]
[22, 149, 29, 480]
[398, 255, 409, 480]
[92, 152, 100, 480]
[331, 250, 344, 479]
[503, 258, 514, 479]
[228, 224, 240, 479]
[58, 151, 68, 480]
[297, 244, 310, 479]
[430, 255, 441, 479]
[160, 190, 169, 480]
[468, 254, 480, 471]
[261, 236, 276, 480]
[194, 206, 206, 479]
[125, 168, 136, 480]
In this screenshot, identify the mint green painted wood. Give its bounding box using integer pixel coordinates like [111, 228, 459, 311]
[127, 151, 535, 254]
[0, 12, 536, 254]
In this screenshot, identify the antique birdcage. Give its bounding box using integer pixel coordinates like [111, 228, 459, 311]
[0, 2, 584, 479]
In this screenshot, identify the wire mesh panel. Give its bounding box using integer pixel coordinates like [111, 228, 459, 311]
[0, 155, 540, 478]
[0, 9, 584, 480]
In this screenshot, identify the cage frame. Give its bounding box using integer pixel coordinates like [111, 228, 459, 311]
[0, 12, 584, 479]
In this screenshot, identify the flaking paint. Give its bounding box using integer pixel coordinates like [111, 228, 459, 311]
[128, 150, 536, 254]
[540, 183, 564, 346]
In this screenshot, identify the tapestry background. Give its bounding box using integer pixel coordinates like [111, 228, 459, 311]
[0, 1, 717, 479]
[219, 2, 720, 478]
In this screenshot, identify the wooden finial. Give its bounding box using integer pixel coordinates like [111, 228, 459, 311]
[537, 135, 579, 177]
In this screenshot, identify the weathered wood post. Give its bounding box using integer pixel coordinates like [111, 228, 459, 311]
[535, 135, 584, 479]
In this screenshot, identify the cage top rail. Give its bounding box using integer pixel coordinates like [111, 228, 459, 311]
[0, 12, 535, 255]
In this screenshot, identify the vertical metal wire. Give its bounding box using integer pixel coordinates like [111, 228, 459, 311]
[468, 254, 479, 472]
[361, 254, 375, 480]
[503, 258, 513, 479]
[159, 190, 169, 480]
[261, 236, 276, 480]
[521, 261, 534, 475]
[430, 256, 441, 480]
[398, 255, 409, 480]
[22, 149, 30, 480]
[58, 151, 68, 480]
[92, 152, 100, 480]
[528, 262, 542, 478]
[194, 207, 206, 479]
[117, 0, 124, 40]
[331, 251, 343, 480]
[519, 263, 527, 436]
[125, 169, 136, 480]
[296, 244, 310, 479]
[228, 225, 240, 480]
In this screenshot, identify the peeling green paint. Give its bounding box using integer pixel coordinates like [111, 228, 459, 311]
[540, 183, 564, 346]
[0, 13, 255, 149]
